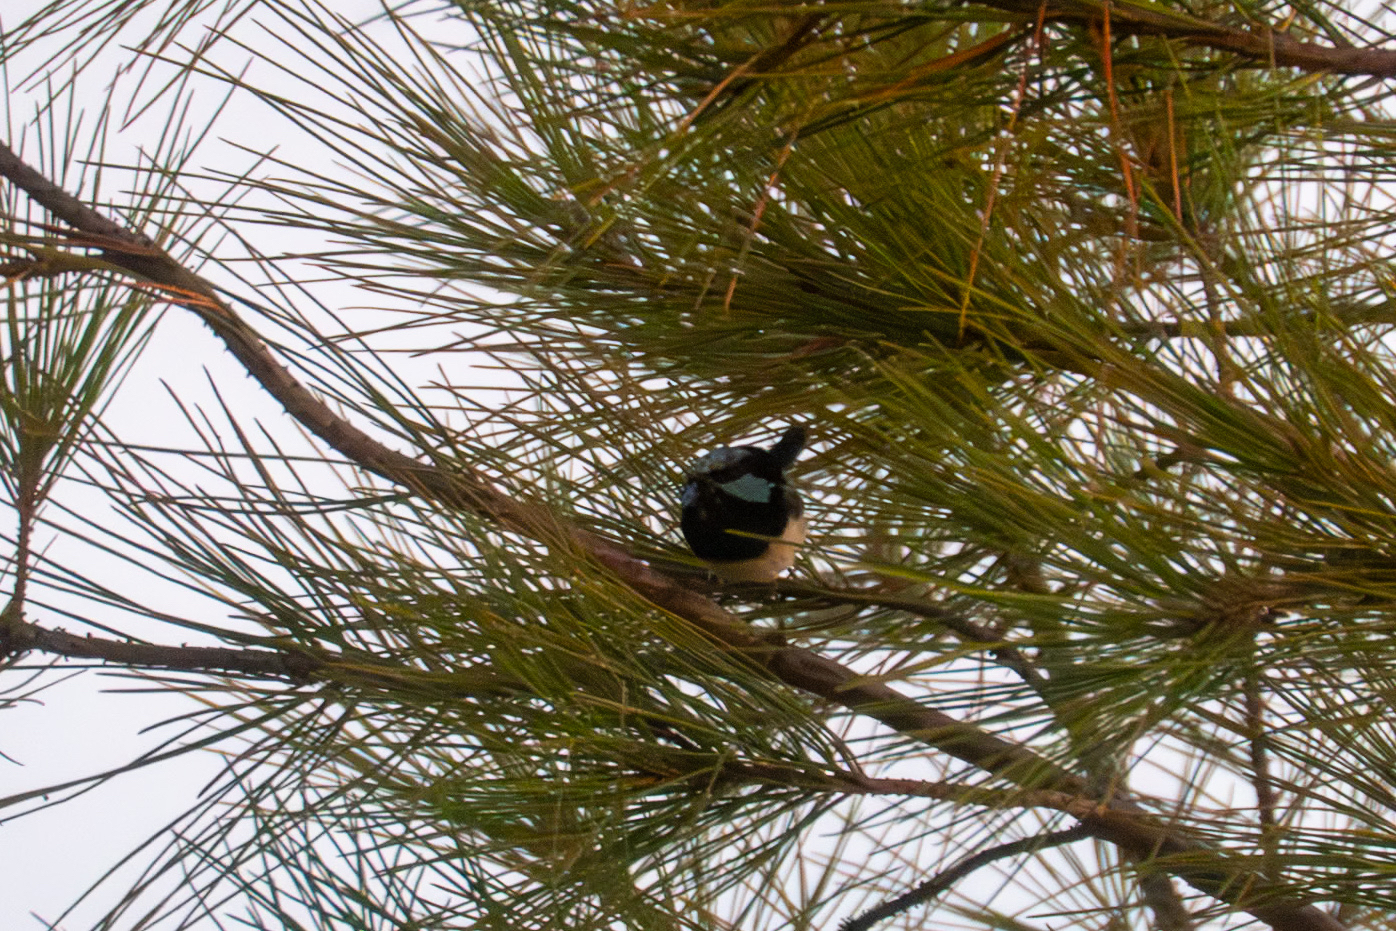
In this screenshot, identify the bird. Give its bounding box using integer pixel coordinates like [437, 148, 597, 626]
[680, 425, 808, 583]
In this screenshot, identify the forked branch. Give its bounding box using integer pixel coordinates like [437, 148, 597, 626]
[0, 140, 1345, 931]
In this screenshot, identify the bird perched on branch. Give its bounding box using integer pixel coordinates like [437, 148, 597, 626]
[680, 425, 807, 582]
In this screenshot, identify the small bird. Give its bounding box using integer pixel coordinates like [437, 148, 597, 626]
[680, 425, 808, 582]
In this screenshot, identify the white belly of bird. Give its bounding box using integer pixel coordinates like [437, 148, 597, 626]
[708, 515, 809, 583]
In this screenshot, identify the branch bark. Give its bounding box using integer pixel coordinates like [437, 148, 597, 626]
[989, 0, 1396, 77]
[6, 619, 318, 680]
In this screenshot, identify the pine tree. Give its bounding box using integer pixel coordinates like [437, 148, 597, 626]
[4, 2, 1396, 929]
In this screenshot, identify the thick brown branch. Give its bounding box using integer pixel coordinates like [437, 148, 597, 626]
[0, 141, 1345, 931]
[990, 0, 1396, 77]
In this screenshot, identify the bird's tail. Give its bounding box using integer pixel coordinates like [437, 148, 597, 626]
[768, 425, 806, 470]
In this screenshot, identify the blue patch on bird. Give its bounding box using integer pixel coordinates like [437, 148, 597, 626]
[681, 483, 700, 507]
[718, 473, 771, 503]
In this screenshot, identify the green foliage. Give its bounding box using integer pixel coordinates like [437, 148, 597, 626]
[8, 0, 1396, 929]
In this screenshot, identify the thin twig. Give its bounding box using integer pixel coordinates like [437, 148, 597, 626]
[1245, 665, 1280, 873]
[7, 618, 319, 680]
[773, 580, 1051, 693]
[839, 824, 1093, 931]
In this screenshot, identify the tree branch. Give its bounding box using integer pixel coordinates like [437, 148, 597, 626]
[0, 137, 1075, 786]
[6, 617, 319, 681]
[0, 140, 1346, 931]
[987, 0, 1396, 77]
